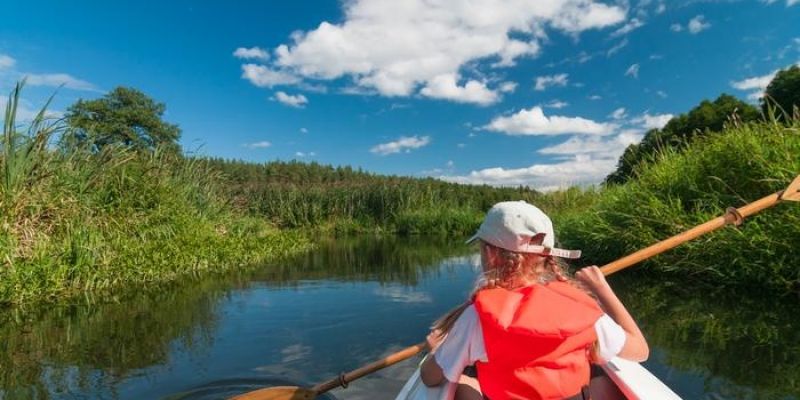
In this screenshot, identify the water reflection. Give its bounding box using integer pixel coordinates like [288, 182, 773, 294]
[614, 276, 800, 399]
[1, 236, 798, 400]
[0, 236, 475, 399]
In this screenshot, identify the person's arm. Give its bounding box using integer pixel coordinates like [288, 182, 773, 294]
[576, 266, 650, 362]
[421, 330, 446, 386]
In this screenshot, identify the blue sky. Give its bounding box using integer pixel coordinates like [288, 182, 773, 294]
[1, 0, 798, 190]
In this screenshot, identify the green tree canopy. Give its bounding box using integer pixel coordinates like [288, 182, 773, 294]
[605, 94, 759, 184]
[65, 87, 181, 152]
[762, 65, 800, 120]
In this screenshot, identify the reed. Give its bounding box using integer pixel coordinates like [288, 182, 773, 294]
[0, 84, 311, 305]
[554, 119, 800, 291]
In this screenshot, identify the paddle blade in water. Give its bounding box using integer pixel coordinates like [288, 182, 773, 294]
[228, 386, 316, 400]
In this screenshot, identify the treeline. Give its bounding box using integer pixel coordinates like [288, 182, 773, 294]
[606, 64, 800, 184]
[204, 158, 539, 234]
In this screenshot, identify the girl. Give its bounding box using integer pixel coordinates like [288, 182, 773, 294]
[420, 201, 649, 400]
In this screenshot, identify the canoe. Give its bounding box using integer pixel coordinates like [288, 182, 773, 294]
[395, 356, 682, 400]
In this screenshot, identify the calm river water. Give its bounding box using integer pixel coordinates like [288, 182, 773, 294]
[1, 236, 798, 399]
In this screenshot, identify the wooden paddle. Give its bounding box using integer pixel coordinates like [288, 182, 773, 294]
[230, 174, 800, 400]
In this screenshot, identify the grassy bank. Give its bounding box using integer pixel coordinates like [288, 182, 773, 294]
[205, 158, 539, 235]
[552, 120, 800, 291]
[0, 85, 310, 305]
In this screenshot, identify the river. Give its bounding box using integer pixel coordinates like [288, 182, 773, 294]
[1, 236, 798, 399]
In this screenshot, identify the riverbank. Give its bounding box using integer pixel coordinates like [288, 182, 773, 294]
[550, 119, 800, 291]
[1, 104, 311, 305]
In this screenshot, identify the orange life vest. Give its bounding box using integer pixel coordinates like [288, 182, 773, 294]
[473, 281, 603, 400]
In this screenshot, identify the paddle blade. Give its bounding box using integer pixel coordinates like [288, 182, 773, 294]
[783, 174, 800, 201]
[228, 386, 316, 400]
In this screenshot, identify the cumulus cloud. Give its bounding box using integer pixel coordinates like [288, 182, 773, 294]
[625, 63, 640, 78]
[442, 107, 676, 189]
[0, 54, 15, 69]
[729, 65, 800, 100]
[538, 129, 643, 158]
[420, 74, 499, 105]
[631, 112, 673, 129]
[24, 73, 98, 91]
[233, 46, 270, 61]
[295, 151, 316, 157]
[499, 81, 518, 93]
[534, 73, 569, 91]
[370, 135, 431, 155]
[485, 106, 615, 136]
[241, 64, 300, 87]
[672, 15, 711, 34]
[244, 141, 272, 149]
[687, 15, 711, 34]
[440, 155, 617, 191]
[273, 91, 309, 108]
[236, 0, 626, 103]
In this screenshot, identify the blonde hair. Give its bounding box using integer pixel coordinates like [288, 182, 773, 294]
[432, 241, 590, 336]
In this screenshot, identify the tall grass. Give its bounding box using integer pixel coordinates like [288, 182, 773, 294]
[0, 84, 311, 305]
[554, 119, 800, 291]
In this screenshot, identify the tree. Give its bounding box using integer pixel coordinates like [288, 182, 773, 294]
[606, 94, 759, 184]
[762, 65, 800, 120]
[65, 87, 181, 152]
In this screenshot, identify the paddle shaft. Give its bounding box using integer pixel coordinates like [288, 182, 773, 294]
[600, 189, 790, 276]
[310, 341, 427, 394]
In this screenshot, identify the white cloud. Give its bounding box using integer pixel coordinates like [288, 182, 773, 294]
[24, 73, 98, 91]
[655, 3, 666, 13]
[729, 64, 800, 100]
[610, 18, 644, 37]
[243, 0, 626, 103]
[440, 155, 616, 191]
[0, 54, 15, 69]
[543, 99, 569, 109]
[499, 81, 517, 93]
[0, 97, 63, 122]
[295, 151, 316, 157]
[670, 23, 683, 32]
[244, 141, 272, 149]
[273, 91, 309, 108]
[656, 90, 668, 98]
[687, 15, 711, 34]
[588, 94, 603, 100]
[625, 63, 640, 78]
[233, 47, 270, 61]
[534, 73, 569, 91]
[609, 107, 627, 119]
[607, 38, 628, 57]
[790, 0, 799, 6]
[538, 129, 643, 158]
[632, 112, 673, 129]
[370, 135, 431, 155]
[241, 63, 300, 87]
[485, 106, 615, 136]
[420, 74, 499, 105]
[299, 127, 308, 133]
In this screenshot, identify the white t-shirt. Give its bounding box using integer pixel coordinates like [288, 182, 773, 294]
[434, 305, 626, 383]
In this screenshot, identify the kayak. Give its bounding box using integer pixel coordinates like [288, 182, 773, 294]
[395, 356, 682, 400]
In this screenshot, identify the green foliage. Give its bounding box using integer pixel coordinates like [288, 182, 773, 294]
[0, 86, 310, 305]
[558, 120, 800, 291]
[606, 94, 760, 184]
[205, 159, 540, 234]
[763, 64, 800, 121]
[64, 86, 181, 153]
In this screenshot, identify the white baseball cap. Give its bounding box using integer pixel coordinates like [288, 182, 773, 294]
[466, 200, 581, 259]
